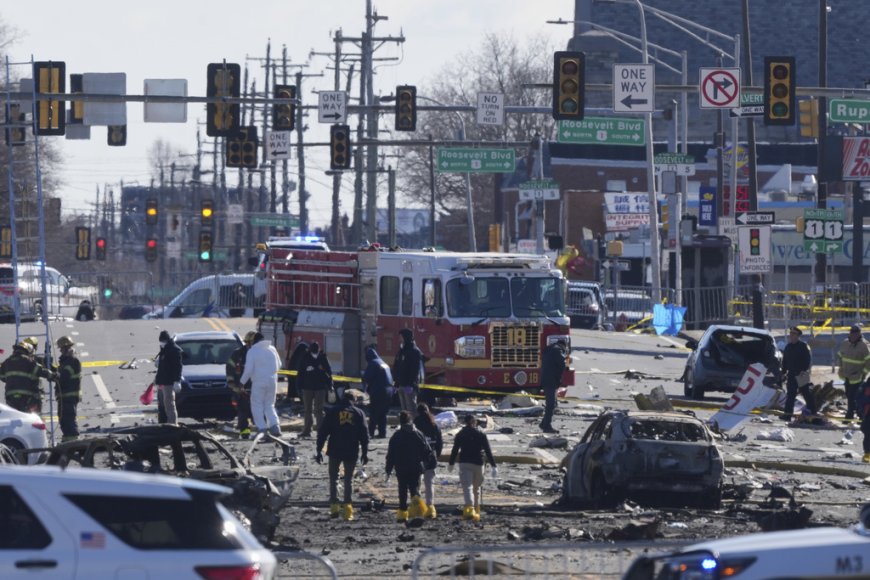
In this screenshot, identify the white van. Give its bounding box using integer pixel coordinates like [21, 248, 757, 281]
[145, 274, 266, 319]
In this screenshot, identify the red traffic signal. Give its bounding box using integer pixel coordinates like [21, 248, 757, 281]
[95, 237, 107, 261]
[145, 238, 158, 262]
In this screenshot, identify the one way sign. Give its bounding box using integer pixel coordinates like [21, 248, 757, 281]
[613, 64, 654, 113]
[736, 211, 775, 225]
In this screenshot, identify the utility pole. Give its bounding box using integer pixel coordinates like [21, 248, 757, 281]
[816, 0, 829, 286]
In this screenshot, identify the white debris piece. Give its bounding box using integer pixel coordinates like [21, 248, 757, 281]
[756, 427, 795, 442]
[571, 404, 604, 417]
[497, 393, 539, 409]
[434, 411, 458, 429]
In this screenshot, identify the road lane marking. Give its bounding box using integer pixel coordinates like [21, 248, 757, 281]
[90, 374, 118, 420]
[657, 335, 689, 349]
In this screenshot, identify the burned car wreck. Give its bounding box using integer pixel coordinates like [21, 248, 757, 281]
[562, 410, 724, 509]
[35, 424, 297, 543]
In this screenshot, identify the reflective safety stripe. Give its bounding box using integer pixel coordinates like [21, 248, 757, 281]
[840, 357, 866, 365]
[6, 390, 37, 397]
[60, 392, 80, 399]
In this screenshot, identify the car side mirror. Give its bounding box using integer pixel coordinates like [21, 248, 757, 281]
[685, 339, 698, 350]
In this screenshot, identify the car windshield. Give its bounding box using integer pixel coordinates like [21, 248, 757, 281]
[177, 339, 239, 365]
[445, 276, 565, 319]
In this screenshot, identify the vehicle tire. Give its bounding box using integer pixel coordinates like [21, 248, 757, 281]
[683, 373, 705, 400]
[699, 486, 722, 510]
[1, 439, 24, 464]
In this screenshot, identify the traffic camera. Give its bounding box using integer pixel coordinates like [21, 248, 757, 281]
[552, 51, 585, 121]
[145, 238, 158, 262]
[198, 231, 213, 262]
[34, 61, 66, 136]
[763, 56, 795, 126]
[273, 84, 296, 131]
[95, 237, 107, 261]
[206, 62, 241, 137]
[200, 200, 213, 227]
[75, 226, 90, 260]
[394, 85, 417, 131]
[145, 198, 158, 225]
[330, 124, 351, 170]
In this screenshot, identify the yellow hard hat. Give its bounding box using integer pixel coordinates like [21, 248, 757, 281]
[23, 336, 38, 349]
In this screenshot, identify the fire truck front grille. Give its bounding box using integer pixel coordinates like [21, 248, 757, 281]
[490, 324, 540, 368]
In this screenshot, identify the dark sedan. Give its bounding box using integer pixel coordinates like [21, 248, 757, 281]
[169, 331, 243, 421]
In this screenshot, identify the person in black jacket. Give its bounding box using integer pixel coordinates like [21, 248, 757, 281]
[414, 403, 443, 518]
[385, 410, 433, 522]
[298, 342, 333, 437]
[781, 326, 816, 420]
[449, 414, 497, 522]
[316, 391, 369, 521]
[540, 339, 567, 433]
[362, 346, 393, 439]
[226, 331, 255, 438]
[54, 336, 81, 442]
[393, 329, 425, 414]
[155, 330, 183, 425]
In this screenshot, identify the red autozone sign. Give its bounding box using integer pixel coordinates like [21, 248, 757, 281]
[843, 137, 870, 181]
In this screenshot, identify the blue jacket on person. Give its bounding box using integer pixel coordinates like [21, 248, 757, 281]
[363, 347, 393, 401]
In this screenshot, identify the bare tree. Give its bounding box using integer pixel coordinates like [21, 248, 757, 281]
[147, 139, 189, 186]
[393, 32, 557, 250]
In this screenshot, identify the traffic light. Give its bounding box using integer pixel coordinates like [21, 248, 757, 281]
[145, 198, 158, 225]
[763, 56, 795, 126]
[799, 98, 819, 138]
[226, 126, 258, 169]
[33, 61, 65, 135]
[145, 238, 158, 262]
[329, 124, 351, 170]
[107, 125, 126, 146]
[661, 201, 670, 232]
[273, 84, 296, 131]
[200, 200, 214, 227]
[75, 226, 91, 260]
[0, 226, 12, 259]
[394, 85, 417, 131]
[206, 62, 241, 137]
[198, 231, 213, 262]
[95, 237, 107, 261]
[5, 102, 25, 146]
[69, 74, 84, 124]
[552, 51, 585, 121]
[749, 228, 761, 256]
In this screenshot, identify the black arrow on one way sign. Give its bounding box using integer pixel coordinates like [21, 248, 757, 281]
[621, 95, 648, 109]
[322, 112, 342, 120]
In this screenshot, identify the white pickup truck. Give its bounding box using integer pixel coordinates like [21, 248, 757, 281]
[0, 262, 98, 320]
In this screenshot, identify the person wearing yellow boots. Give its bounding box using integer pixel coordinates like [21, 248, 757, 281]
[316, 391, 369, 521]
[414, 403, 443, 518]
[385, 410, 433, 523]
[448, 414, 497, 522]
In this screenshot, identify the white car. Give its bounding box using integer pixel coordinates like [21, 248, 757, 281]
[0, 403, 48, 464]
[0, 465, 277, 579]
[0, 262, 98, 319]
[623, 504, 870, 579]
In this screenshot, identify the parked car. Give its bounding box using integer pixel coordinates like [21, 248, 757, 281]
[566, 282, 604, 329]
[562, 410, 724, 509]
[604, 289, 654, 328]
[0, 464, 277, 579]
[170, 331, 244, 421]
[623, 503, 870, 580]
[683, 324, 782, 400]
[0, 262, 99, 320]
[0, 402, 48, 464]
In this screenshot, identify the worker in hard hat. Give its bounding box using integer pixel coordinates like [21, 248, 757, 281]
[0, 339, 55, 414]
[55, 336, 82, 441]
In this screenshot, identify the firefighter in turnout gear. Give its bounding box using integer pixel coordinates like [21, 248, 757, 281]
[0, 340, 56, 414]
[55, 336, 82, 441]
[226, 331, 255, 439]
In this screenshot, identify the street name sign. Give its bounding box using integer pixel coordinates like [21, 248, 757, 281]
[736, 211, 775, 225]
[436, 148, 515, 173]
[729, 92, 764, 118]
[518, 179, 560, 201]
[318, 91, 347, 123]
[558, 117, 645, 146]
[653, 153, 696, 176]
[613, 64, 654, 113]
[476, 92, 504, 126]
[803, 208, 844, 253]
[829, 98, 870, 123]
[737, 225, 772, 273]
[249, 213, 299, 228]
[699, 67, 740, 109]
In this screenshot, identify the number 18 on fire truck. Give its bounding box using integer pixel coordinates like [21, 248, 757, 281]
[257, 245, 574, 396]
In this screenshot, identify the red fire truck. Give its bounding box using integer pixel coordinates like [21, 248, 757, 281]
[257, 245, 574, 396]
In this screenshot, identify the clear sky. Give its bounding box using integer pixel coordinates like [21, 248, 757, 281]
[0, 0, 573, 229]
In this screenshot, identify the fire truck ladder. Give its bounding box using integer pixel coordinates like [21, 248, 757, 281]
[4, 55, 58, 444]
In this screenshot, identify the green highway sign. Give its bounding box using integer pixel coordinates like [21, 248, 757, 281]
[558, 117, 645, 146]
[654, 153, 695, 175]
[829, 98, 870, 123]
[518, 179, 560, 201]
[803, 208, 844, 253]
[249, 214, 300, 228]
[436, 148, 515, 173]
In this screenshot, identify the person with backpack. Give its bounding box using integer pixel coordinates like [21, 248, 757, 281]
[385, 410, 433, 523]
[414, 403, 443, 519]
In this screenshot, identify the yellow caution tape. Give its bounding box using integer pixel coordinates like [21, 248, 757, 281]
[82, 360, 128, 368]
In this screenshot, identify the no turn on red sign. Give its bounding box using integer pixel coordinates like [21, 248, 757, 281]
[699, 67, 741, 109]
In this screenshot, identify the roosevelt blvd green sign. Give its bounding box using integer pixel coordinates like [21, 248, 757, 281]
[249, 214, 300, 228]
[436, 148, 515, 173]
[558, 117, 645, 146]
[829, 98, 870, 123]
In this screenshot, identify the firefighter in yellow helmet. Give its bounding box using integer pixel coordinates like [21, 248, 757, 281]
[0, 339, 55, 414]
[55, 336, 81, 441]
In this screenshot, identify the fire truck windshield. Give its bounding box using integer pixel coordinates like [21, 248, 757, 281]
[446, 276, 565, 319]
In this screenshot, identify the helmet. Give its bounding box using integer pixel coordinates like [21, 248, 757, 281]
[243, 331, 257, 345]
[16, 341, 33, 354]
[56, 336, 74, 349]
[23, 336, 38, 349]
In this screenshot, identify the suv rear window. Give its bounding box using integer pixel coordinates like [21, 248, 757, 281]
[66, 489, 243, 550]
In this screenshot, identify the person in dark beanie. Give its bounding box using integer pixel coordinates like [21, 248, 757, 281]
[414, 403, 443, 518]
[362, 346, 393, 438]
[393, 329, 425, 414]
[155, 330, 182, 425]
[385, 410, 433, 523]
[298, 341, 333, 437]
[448, 414, 497, 522]
[781, 326, 815, 420]
[316, 391, 369, 521]
[540, 339, 568, 433]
